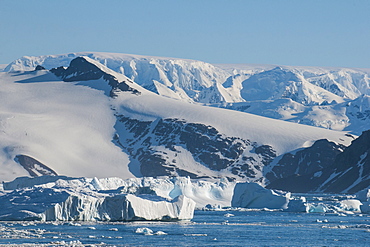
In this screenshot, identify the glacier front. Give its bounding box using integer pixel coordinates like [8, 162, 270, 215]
[0, 175, 296, 221]
[0, 176, 196, 221]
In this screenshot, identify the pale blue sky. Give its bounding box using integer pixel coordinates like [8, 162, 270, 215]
[1, 0, 369, 68]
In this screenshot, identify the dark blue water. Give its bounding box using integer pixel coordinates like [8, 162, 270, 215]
[1, 210, 369, 246]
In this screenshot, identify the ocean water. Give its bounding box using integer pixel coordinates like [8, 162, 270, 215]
[0, 209, 369, 247]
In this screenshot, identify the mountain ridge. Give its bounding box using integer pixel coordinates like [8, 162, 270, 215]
[0, 55, 355, 185]
[6, 52, 370, 135]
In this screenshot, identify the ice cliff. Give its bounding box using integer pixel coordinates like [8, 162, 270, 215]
[1, 176, 368, 221]
[0, 176, 196, 221]
[0, 176, 295, 221]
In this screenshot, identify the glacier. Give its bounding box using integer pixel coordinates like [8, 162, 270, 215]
[0, 176, 196, 221]
[0, 56, 354, 184]
[0, 53, 368, 195]
[0, 175, 300, 221]
[5, 52, 370, 135]
[1, 175, 368, 222]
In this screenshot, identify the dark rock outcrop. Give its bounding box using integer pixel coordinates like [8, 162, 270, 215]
[35, 65, 46, 71]
[267, 130, 370, 193]
[114, 116, 276, 181]
[50, 57, 140, 97]
[317, 129, 370, 193]
[14, 155, 58, 177]
[266, 139, 345, 183]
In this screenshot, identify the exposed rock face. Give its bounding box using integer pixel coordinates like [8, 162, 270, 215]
[34, 65, 45, 71]
[47, 55, 280, 183]
[266, 139, 346, 183]
[267, 130, 370, 193]
[50, 56, 140, 97]
[115, 116, 276, 182]
[14, 155, 58, 177]
[317, 129, 370, 193]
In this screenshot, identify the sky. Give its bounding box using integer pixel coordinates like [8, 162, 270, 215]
[0, 0, 369, 68]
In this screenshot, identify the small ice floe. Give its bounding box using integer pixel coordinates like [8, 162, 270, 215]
[315, 219, 329, 223]
[31, 228, 46, 234]
[136, 229, 167, 235]
[109, 228, 118, 231]
[224, 213, 234, 217]
[88, 226, 96, 230]
[135, 227, 154, 235]
[184, 233, 208, 236]
[50, 240, 83, 246]
[337, 213, 347, 217]
[354, 224, 370, 229]
[88, 235, 96, 238]
[68, 222, 81, 226]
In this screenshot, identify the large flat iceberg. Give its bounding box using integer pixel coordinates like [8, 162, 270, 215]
[3, 176, 291, 210]
[0, 177, 196, 221]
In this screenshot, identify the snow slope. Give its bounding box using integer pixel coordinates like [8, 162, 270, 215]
[0, 70, 133, 181]
[0, 64, 6, 72]
[6, 52, 370, 134]
[0, 56, 355, 183]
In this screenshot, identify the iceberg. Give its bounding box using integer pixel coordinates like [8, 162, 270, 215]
[285, 196, 363, 214]
[0, 177, 196, 221]
[2, 175, 296, 218]
[4, 176, 294, 210]
[231, 182, 290, 209]
[356, 188, 370, 213]
[3, 175, 234, 209]
[285, 197, 309, 212]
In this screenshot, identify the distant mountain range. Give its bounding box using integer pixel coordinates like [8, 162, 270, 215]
[6, 52, 370, 135]
[1, 52, 369, 193]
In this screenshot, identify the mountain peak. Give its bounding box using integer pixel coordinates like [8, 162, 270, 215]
[50, 56, 141, 97]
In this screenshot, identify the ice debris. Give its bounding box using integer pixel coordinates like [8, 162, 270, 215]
[134, 227, 166, 235]
[285, 196, 363, 214]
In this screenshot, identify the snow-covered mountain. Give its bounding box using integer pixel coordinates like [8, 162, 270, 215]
[0, 64, 6, 72]
[0, 55, 354, 184]
[5, 52, 370, 135]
